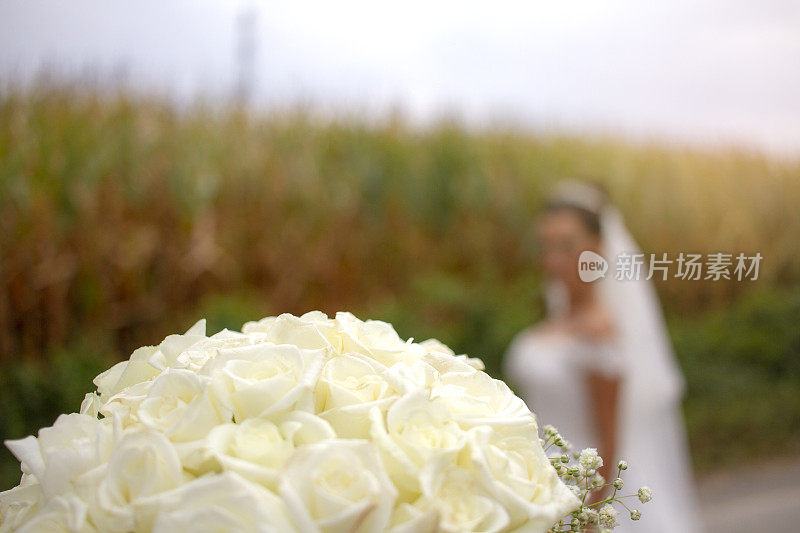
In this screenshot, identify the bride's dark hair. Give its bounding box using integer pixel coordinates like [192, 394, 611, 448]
[543, 180, 609, 237]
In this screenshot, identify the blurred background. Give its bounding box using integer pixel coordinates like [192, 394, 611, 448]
[1, 1, 799, 530]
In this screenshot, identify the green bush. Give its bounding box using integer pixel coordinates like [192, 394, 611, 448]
[669, 288, 800, 471]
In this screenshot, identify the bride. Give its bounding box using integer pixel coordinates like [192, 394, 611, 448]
[504, 181, 702, 532]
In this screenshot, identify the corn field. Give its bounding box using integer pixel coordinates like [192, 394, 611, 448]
[1, 85, 800, 487]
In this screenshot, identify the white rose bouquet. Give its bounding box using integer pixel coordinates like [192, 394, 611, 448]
[0, 312, 649, 532]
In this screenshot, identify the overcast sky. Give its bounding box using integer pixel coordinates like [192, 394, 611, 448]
[1, 0, 799, 154]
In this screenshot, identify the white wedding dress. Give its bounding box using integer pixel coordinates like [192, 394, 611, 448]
[505, 331, 623, 458]
[504, 207, 703, 533]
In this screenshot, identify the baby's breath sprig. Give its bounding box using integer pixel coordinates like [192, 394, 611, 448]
[545, 426, 653, 532]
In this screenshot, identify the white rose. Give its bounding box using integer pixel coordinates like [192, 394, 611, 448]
[97, 334, 222, 429]
[315, 354, 398, 438]
[382, 359, 439, 396]
[146, 319, 208, 370]
[242, 312, 336, 351]
[14, 494, 94, 533]
[433, 370, 532, 427]
[96, 380, 152, 428]
[416, 459, 510, 533]
[93, 320, 207, 401]
[4, 414, 113, 500]
[369, 392, 466, 499]
[146, 472, 297, 533]
[386, 502, 439, 533]
[191, 413, 335, 488]
[245, 312, 423, 366]
[136, 368, 231, 442]
[421, 350, 482, 375]
[417, 338, 455, 356]
[0, 478, 41, 532]
[330, 312, 421, 366]
[280, 439, 397, 533]
[79, 393, 102, 419]
[419, 339, 485, 372]
[171, 329, 246, 371]
[202, 342, 326, 421]
[77, 429, 184, 532]
[92, 346, 158, 401]
[468, 425, 581, 532]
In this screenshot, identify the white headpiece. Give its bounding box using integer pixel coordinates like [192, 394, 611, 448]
[547, 180, 608, 216]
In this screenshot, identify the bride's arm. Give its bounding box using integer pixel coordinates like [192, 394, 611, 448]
[587, 371, 620, 504]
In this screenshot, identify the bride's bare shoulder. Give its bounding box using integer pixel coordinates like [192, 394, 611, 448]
[514, 326, 539, 345]
[575, 304, 616, 340]
[512, 319, 566, 347]
[525, 319, 563, 337]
